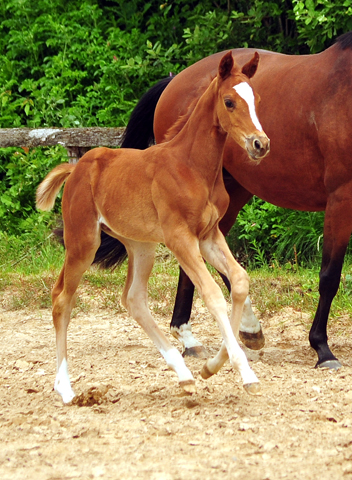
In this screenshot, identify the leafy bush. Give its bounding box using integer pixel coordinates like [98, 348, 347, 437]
[1, 0, 352, 266]
[0, 146, 65, 234]
[227, 197, 325, 268]
[293, 0, 352, 52]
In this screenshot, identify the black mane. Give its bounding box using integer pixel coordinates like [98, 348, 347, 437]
[336, 31, 352, 50]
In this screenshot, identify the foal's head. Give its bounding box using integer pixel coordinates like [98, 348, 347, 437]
[216, 51, 270, 161]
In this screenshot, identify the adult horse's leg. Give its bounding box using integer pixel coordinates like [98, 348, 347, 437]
[121, 239, 195, 392]
[170, 271, 203, 356]
[217, 272, 265, 350]
[218, 174, 265, 349]
[309, 192, 352, 369]
[170, 175, 264, 355]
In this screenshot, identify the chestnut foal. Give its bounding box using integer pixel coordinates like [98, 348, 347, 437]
[37, 52, 270, 403]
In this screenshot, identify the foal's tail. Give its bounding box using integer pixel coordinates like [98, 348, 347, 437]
[36, 163, 75, 211]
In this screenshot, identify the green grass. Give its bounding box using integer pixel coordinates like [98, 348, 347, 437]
[249, 263, 352, 322]
[0, 232, 351, 324]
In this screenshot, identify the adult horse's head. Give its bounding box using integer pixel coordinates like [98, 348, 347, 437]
[216, 51, 270, 162]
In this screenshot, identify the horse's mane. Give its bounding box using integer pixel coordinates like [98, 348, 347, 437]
[163, 74, 215, 143]
[336, 31, 352, 50]
[163, 97, 198, 143]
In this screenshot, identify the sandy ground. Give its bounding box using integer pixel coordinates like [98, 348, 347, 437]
[1, 301, 352, 480]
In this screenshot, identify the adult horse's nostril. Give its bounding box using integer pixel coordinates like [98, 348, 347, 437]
[254, 139, 261, 150]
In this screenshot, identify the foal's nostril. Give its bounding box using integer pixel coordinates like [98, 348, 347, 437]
[245, 135, 270, 159]
[254, 139, 261, 151]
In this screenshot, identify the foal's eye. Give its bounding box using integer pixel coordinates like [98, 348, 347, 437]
[224, 99, 235, 109]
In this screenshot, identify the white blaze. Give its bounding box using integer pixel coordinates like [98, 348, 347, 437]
[233, 82, 263, 132]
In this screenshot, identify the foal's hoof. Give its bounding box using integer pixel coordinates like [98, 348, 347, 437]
[54, 385, 75, 405]
[200, 363, 214, 380]
[243, 382, 261, 396]
[183, 346, 209, 358]
[316, 359, 342, 370]
[239, 328, 265, 350]
[179, 379, 196, 394]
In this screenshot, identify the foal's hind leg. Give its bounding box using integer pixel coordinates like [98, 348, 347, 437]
[52, 230, 100, 403]
[122, 240, 195, 392]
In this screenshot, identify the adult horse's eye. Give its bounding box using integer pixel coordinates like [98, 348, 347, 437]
[225, 99, 235, 109]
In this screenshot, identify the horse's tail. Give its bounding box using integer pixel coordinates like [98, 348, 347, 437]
[92, 76, 174, 270]
[119, 76, 174, 149]
[36, 163, 75, 211]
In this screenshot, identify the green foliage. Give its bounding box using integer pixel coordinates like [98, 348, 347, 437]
[292, 0, 352, 52]
[1, 0, 352, 267]
[2, 0, 351, 131]
[227, 197, 326, 268]
[230, 0, 302, 53]
[0, 145, 65, 234]
[0, 0, 174, 128]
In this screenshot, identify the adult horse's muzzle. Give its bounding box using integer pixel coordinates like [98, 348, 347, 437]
[245, 134, 270, 161]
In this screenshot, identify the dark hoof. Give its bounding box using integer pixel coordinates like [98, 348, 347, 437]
[239, 328, 265, 350]
[183, 346, 209, 359]
[200, 363, 214, 379]
[316, 359, 342, 370]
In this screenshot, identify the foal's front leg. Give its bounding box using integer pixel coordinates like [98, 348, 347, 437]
[167, 234, 259, 394]
[199, 229, 260, 394]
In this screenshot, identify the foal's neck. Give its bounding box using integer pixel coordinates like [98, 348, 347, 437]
[170, 79, 227, 184]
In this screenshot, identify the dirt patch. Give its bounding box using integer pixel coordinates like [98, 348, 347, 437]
[1, 304, 352, 480]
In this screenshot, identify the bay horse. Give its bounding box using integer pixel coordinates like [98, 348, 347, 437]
[37, 52, 270, 404]
[94, 31, 352, 371]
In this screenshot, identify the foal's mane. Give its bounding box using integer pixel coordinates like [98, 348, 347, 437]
[163, 74, 215, 143]
[336, 31, 352, 50]
[163, 98, 198, 143]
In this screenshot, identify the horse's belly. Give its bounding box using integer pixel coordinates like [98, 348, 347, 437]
[100, 208, 164, 244]
[224, 151, 327, 211]
[95, 173, 164, 243]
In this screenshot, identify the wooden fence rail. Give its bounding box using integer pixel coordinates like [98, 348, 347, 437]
[0, 127, 126, 161]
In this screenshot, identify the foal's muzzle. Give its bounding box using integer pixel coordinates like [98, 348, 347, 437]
[245, 134, 270, 161]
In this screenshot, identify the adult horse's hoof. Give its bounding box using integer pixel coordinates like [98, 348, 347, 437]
[179, 379, 196, 394]
[243, 382, 261, 395]
[183, 346, 209, 358]
[239, 328, 265, 350]
[316, 359, 342, 370]
[200, 363, 214, 380]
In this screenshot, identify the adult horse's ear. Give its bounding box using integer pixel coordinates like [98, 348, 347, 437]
[242, 52, 260, 79]
[218, 51, 234, 81]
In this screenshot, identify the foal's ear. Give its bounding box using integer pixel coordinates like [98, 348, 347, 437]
[218, 51, 234, 81]
[241, 52, 260, 79]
